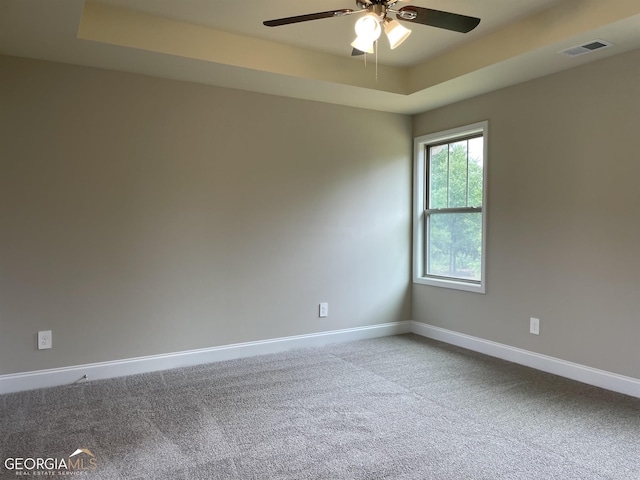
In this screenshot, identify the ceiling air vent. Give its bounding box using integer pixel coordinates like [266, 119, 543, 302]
[558, 40, 613, 57]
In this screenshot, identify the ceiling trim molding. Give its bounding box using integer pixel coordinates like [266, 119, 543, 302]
[77, 1, 409, 95]
[408, 0, 640, 93]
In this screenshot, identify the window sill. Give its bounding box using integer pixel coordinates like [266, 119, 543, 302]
[413, 276, 486, 294]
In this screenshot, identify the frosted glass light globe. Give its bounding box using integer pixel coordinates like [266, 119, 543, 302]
[354, 14, 381, 42]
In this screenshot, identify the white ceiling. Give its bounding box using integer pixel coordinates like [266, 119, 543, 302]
[93, 0, 562, 67]
[1, 0, 640, 114]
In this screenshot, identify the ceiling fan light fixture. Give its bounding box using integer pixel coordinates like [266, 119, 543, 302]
[354, 13, 382, 42]
[351, 36, 374, 54]
[384, 18, 411, 49]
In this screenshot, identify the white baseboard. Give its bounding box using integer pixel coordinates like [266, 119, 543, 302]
[411, 321, 640, 399]
[4, 320, 637, 399]
[0, 321, 412, 394]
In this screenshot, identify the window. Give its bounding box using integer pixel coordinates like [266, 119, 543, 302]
[413, 121, 488, 293]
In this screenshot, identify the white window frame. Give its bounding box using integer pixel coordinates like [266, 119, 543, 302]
[413, 121, 488, 293]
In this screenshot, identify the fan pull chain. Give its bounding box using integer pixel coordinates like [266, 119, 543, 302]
[375, 40, 378, 82]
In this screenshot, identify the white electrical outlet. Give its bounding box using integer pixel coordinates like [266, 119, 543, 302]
[38, 330, 52, 349]
[529, 317, 540, 335]
[319, 303, 329, 318]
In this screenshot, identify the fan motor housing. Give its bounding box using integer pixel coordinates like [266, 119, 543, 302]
[356, 0, 396, 9]
[356, 1, 388, 19]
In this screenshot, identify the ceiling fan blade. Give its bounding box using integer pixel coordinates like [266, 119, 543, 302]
[396, 6, 480, 33]
[351, 48, 365, 56]
[264, 9, 354, 27]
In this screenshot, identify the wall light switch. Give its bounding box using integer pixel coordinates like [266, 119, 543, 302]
[319, 303, 329, 318]
[38, 330, 52, 350]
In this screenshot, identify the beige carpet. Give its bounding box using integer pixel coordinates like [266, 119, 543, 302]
[1, 334, 639, 479]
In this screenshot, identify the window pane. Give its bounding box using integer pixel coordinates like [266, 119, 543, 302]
[429, 145, 448, 209]
[468, 136, 483, 207]
[448, 140, 468, 208]
[427, 212, 482, 281]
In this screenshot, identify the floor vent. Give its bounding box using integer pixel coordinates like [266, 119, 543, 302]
[559, 40, 613, 57]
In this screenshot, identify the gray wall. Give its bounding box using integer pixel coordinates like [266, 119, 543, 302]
[0, 55, 412, 375]
[413, 48, 640, 379]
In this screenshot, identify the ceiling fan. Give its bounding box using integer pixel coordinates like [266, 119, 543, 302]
[264, 0, 481, 55]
